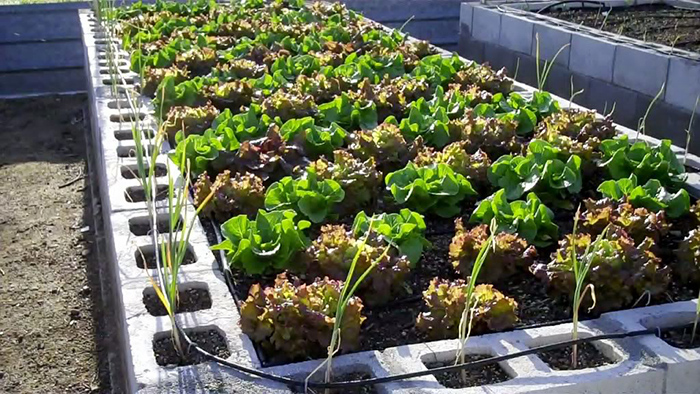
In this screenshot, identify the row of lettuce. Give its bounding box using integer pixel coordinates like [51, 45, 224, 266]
[115, 0, 700, 362]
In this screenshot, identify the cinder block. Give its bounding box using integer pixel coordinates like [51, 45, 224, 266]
[586, 77, 640, 129]
[531, 22, 571, 67]
[458, 31, 485, 63]
[602, 301, 700, 394]
[499, 13, 533, 54]
[472, 6, 501, 44]
[483, 43, 516, 75]
[637, 96, 690, 148]
[613, 45, 669, 98]
[665, 57, 700, 112]
[460, 2, 474, 36]
[569, 33, 616, 82]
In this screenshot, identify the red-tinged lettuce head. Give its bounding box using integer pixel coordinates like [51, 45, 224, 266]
[239, 274, 365, 362]
[415, 278, 518, 340]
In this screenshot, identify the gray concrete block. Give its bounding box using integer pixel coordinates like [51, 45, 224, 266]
[586, 77, 640, 128]
[531, 23, 571, 67]
[0, 11, 81, 43]
[499, 13, 533, 55]
[385, 19, 459, 46]
[569, 32, 616, 82]
[665, 57, 700, 113]
[0, 40, 83, 71]
[460, 2, 473, 36]
[513, 53, 538, 88]
[613, 45, 669, 98]
[472, 6, 501, 44]
[458, 31, 484, 63]
[483, 43, 516, 76]
[341, 0, 462, 22]
[639, 97, 695, 150]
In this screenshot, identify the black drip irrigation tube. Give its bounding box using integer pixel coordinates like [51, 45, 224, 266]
[175, 321, 661, 389]
[173, 221, 681, 390]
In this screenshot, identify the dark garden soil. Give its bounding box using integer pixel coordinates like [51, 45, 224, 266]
[425, 355, 512, 388]
[660, 326, 700, 349]
[546, 5, 700, 53]
[289, 372, 377, 394]
[0, 95, 111, 393]
[538, 342, 614, 370]
[207, 203, 698, 367]
[153, 329, 231, 366]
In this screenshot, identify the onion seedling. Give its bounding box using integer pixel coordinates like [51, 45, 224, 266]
[453, 219, 496, 384]
[568, 206, 612, 369]
[684, 96, 699, 165]
[535, 33, 570, 92]
[636, 82, 665, 142]
[304, 217, 390, 394]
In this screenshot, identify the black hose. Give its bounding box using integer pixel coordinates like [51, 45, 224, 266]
[176, 322, 660, 389]
[537, 0, 609, 14]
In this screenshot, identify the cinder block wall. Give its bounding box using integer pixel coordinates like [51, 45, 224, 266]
[459, 3, 700, 153]
[0, 2, 90, 97]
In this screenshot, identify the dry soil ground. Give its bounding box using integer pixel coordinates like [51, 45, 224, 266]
[0, 95, 110, 393]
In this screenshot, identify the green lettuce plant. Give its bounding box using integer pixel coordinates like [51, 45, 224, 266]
[600, 135, 686, 189]
[278, 116, 347, 157]
[352, 209, 429, 265]
[598, 174, 690, 218]
[470, 189, 559, 247]
[212, 209, 310, 274]
[488, 139, 582, 205]
[264, 168, 345, 223]
[385, 162, 477, 218]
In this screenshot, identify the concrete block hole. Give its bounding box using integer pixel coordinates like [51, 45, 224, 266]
[109, 112, 146, 122]
[641, 311, 700, 350]
[142, 282, 212, 316]
[116, 144, 156, 158]
[421, 349, 513, 389]
[529, 333, 622, 371]
[120, 163, 167, 179]
[124, 184, 169, 203]
[152, 326, 231, 367]
[134, 242, 196, 269]
[128, 213, 183, 236]
[114, 127, 154, 141]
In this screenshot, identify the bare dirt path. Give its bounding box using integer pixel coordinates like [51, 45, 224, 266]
[0, 95, 110, 393]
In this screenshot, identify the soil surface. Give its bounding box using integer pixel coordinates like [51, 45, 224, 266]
[215, 205, 697, 366]
[426, 355, 512, 389]
[538, 342, 613, 370]
[143, 286, 213, 316]
[661, 326, 700, 349]
[153, 329, 231, 366]
[0, 95, 110, 393]
[290, 372, 377, 394]
[546, 5, 700, 53]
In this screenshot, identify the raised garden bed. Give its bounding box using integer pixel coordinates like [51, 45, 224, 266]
[545, 4, 700, 54]
[84, 0, 700, 392]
